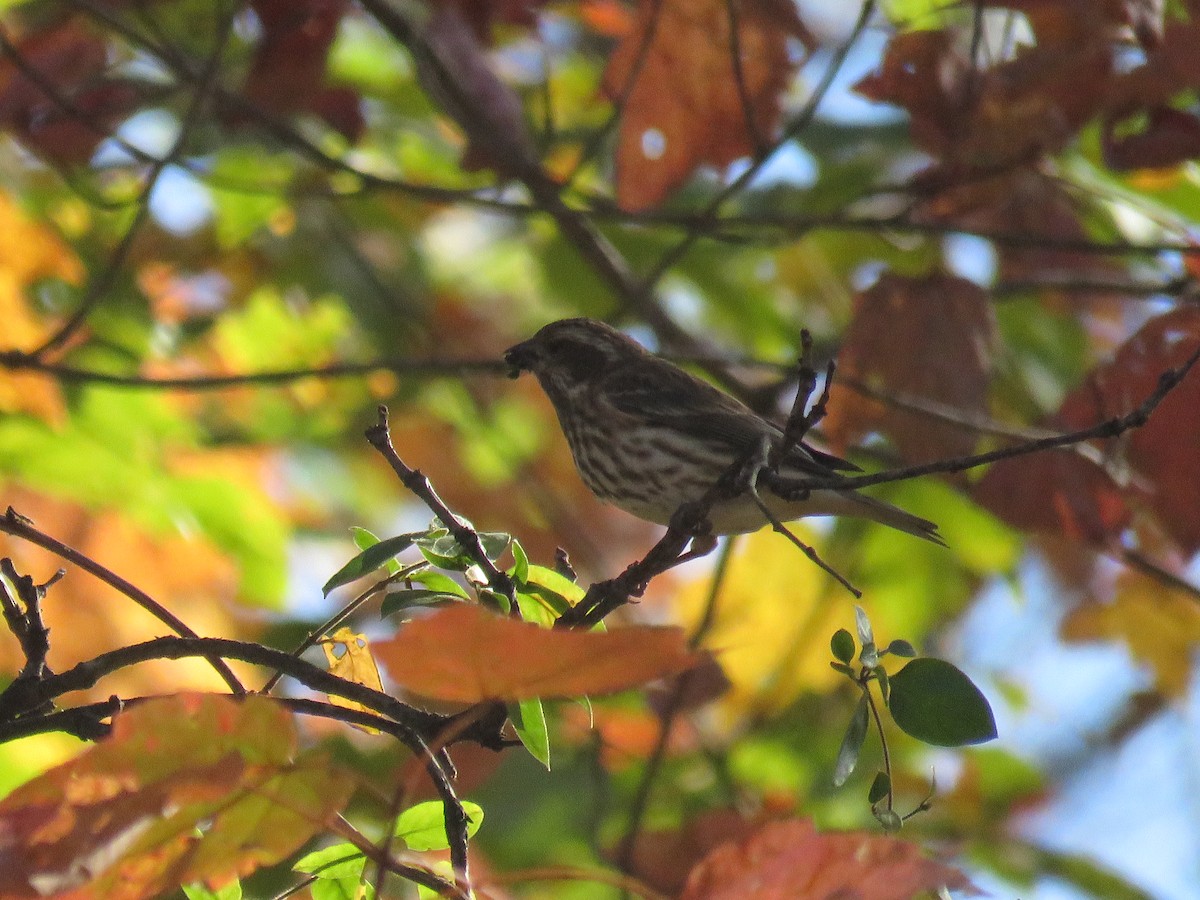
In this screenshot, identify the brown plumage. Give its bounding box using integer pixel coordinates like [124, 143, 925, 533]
[505, 318, 942, 543]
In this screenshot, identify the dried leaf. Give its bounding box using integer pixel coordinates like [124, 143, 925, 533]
[321, 627, 385, 732]
[1059, 307, 1200, 552]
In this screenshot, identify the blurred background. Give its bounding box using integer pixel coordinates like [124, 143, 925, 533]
[1, 0, 1199, 896]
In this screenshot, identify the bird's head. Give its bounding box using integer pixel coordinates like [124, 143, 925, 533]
[505, 319, 645, 392]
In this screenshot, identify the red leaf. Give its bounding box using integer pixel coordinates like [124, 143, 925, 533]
[1103, 106, 1200, 171]
[1059, 307, 1200, 552]
[239, 0, 355, 133]
[973, 449, 1131, 544]
[680, 818, 978, 900]
[824, 272, 995, 463]
[0, 21, 137, 164]
[373, 604, 700, 702]
[0, 694, 355, 899]
[602, 0, 814, 211]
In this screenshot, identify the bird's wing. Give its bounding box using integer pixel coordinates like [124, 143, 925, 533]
[600, 359, 842, 478]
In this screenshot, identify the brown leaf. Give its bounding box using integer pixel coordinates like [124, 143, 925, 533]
[680, 818, 978, 900]
[1058, 307, 1200, 552]
[602, 0, 813, 211]
[373, 604, 700, 702]
[624, 809, 760, 895]
[0, 694, 356, 899]
[824, 272, 995, 462]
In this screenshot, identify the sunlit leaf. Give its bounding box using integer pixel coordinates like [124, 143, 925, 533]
[394, 799, 484, 851]
[510, 697, 551, 769]
[0, 695, 356, 899]
[374, 604, 699, 702]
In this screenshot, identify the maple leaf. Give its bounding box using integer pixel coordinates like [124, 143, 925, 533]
[602, 0, 814, 211]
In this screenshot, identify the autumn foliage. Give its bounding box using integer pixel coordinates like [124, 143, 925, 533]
[1, 0, 1199, 898]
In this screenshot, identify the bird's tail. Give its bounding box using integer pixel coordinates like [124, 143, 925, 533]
[844, 492, 945, 545]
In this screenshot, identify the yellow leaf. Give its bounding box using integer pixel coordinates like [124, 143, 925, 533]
[321, 627, 385, 732]
[672, 530, 850, 724]
[1061, 572, 1200, 695]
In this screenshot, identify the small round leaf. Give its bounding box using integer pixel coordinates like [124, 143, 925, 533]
[888, 658, 997, 747]
[830, 628, 855, 665]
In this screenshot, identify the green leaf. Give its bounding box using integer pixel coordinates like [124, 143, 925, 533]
[884, 639, 917, 658]
[395, 800, 484, 851]
[888, 658, 998, 747]
[833, 694, 869, 787]
[416, 533, 470, 570]
[868, 771, 890, 805]
[478, 531, 511, 560]
[184, 882, 242, 900]
[873, 665, 891, 704]
[509, 537, 530, 584]
[351, 527, 402, 575]
[830, 661, 856, 678]
[409, 571, 470, 599]
[294, 842, 365, 879]
[521, 564, 586, 613]
[509, 697, 551, 769]
[830, 628, 855, 665]
[323, 534, 418, 595]
[380, 589, 464, 617]
[312, 876, 375, 900]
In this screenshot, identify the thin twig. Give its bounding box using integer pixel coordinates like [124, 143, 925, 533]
[365, 406, 516, 609]
[781, 341, 1200, 495]
[614, 538, 735, 874]
[0, 508, 246, 695]
[33, 1, 240, 356]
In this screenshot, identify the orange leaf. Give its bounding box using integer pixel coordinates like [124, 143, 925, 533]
[602, 0, 814, 211]
[374, 604, 700, 702]
[680, 818, 978, 900]
[0, 694, 356, 899]
[825, 272, 995, 463]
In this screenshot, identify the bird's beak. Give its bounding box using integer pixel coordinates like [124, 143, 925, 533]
[503, 341, 533, 379]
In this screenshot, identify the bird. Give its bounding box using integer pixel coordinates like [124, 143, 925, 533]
[504, 318, 943, 544]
